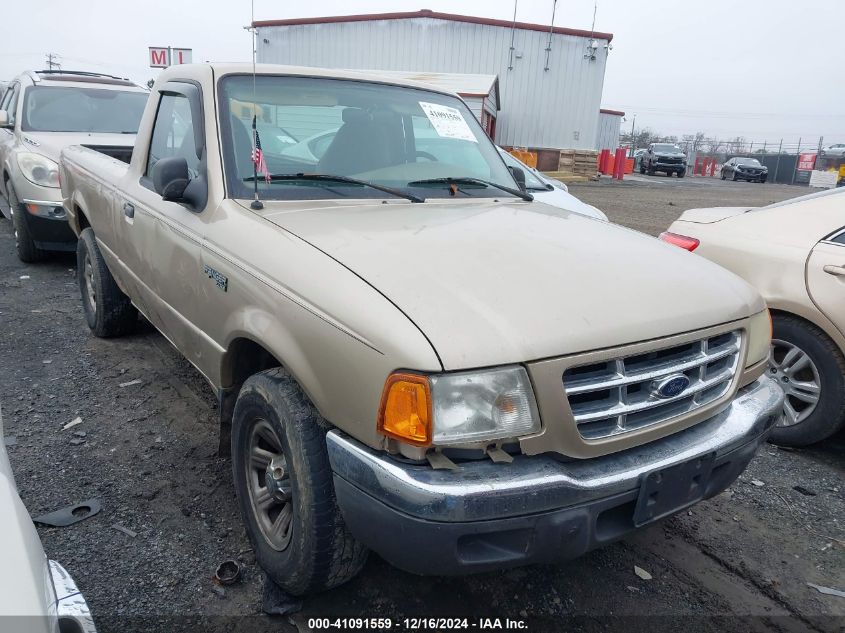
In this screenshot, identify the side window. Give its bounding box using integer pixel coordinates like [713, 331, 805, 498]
[831, 231, 845, 246]
[3, 85, 20, 126]
[145, 93, 200, 178]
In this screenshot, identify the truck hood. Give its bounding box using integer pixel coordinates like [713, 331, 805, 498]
[676, 207, 753, 224]
[258, 199, 763, 369]
[18, 131, 135, 163]
[655, 152, 686, 159]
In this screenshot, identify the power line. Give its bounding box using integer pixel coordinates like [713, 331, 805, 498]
[45, 53, 61, 71]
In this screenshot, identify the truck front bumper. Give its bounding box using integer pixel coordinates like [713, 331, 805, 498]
[327, 376, 783, 575]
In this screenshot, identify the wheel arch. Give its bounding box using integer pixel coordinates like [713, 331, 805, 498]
[768, 303, 845, 356]
[216, 334, 318, 457]
[68, 190, 91, 235]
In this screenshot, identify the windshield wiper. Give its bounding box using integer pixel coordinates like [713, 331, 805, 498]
[242, 173, 424, 203]
[407, 177, 533, 202]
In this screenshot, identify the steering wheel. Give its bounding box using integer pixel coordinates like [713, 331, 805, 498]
[415, 150, 438, 162]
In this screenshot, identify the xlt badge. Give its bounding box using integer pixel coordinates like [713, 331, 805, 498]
[203, 265, 228, 292]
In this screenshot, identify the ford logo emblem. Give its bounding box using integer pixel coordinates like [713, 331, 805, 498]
[651, 374, 690, 399]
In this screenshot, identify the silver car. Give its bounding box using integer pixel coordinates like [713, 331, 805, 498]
[0, 70, 147, 261]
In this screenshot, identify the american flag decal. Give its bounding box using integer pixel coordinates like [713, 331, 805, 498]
[252, 122, 271, 183]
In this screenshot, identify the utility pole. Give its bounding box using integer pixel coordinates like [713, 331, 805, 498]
[630, 114, 636, 155]
[45, 53, 61, 71]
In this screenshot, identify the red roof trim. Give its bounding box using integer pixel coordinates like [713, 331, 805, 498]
[600, 108, 625, 116]
[253, 10, 613, 41]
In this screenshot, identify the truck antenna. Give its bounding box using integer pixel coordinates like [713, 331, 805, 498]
[246, 0, 263, 210]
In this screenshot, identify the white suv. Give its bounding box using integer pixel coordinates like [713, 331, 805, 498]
[0, 70, 147, 261]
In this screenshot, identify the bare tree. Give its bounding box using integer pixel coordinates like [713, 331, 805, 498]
[704, 137, 723, 154]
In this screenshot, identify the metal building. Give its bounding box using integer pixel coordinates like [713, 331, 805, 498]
[595, 108, 624, 151]
[254, 10, 613, 154]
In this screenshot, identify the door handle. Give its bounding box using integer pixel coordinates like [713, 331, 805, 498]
[123, 202, 135, 219]
[823, 264, 845, 277]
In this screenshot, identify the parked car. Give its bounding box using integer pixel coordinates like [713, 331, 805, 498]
[1, 411, 96, 632]
[60, 63, 781, 595]
[721, 157, 768, 183]
[497, 148, 608, 220]
[0, 70, 148, 261]
[640, 143, 687, 177]
[661, 187, 845, 446]
[632, 148, 647, 171]
[820, 143, 845, 158]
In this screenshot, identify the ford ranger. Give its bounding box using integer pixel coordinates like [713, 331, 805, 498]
[59, 63, 783, 595]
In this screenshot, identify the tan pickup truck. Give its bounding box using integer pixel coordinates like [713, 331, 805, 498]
[59, 63, 783, 595]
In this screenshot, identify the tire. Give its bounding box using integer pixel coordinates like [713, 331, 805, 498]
[721, 171, 726, 180]
[678, 169, 686, 178]
[647, 164, 655, 176]
[731, 171, 737, 181]
[231, 368, 367, 595]
[639, 164, 646, 175]
[9, 183, 45, 263]
[768, 314, 845, 447]
[77, 227, 137, 337]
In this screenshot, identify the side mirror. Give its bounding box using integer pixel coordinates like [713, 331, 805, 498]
[508, 165, 527, 191]
[0, 110, 10, 128]
[152, 157, 190, 201]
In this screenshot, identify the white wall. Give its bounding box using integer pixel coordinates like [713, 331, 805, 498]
[595, 112, 622, 151]
[257, 17, 609, 150]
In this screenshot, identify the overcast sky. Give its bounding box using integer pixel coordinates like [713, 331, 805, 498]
[3, 0, 842, 146]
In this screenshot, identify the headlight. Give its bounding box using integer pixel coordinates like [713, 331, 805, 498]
[745, 309, 771, 367]
[17, 152, 60, 188]
[378, 367, 541, 446]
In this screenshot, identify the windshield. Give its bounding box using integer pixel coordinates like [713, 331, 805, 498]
[21, 86, 147, 133]
[219, 75, 517, 201]
[736, 158, 762, 166]
[498, 150, 548, 190]
[653, 144, 681, 153]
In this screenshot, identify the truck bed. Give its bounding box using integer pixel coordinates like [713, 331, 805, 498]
[80, 144, 133, 164]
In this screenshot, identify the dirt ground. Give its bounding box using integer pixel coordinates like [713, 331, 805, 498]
[1, 176, 842, 633]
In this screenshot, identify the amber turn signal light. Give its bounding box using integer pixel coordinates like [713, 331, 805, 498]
[377, 372, 432, 446]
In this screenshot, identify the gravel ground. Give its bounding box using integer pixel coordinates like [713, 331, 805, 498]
[0, 177, 842, 633]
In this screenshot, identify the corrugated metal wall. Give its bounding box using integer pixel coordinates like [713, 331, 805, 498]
[257, 17, 609, 150]
[595, 112, 622, 151]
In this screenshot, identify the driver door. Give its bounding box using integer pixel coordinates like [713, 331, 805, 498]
[115, 84, 209, 365]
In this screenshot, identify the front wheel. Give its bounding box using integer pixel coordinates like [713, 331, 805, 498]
[639, 164, 646, 175]
[9, 183, 45, 263]
[767, 315, 845, 446]
[77, 228, 137, 337]
[678, 169, 686, 178]
[232, 368, 367, 595]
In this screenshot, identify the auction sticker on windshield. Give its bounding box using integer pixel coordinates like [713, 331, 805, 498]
[419, 102, 477, 142]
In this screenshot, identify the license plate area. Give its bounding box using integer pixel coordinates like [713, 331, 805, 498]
[633, 453, 715, 527]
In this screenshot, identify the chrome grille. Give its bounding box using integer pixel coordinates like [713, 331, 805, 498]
[563, 331, 741, 440]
